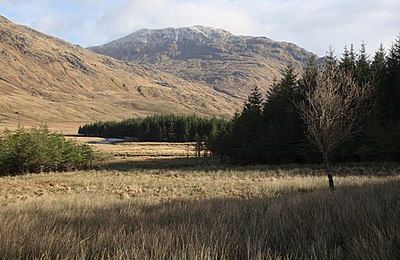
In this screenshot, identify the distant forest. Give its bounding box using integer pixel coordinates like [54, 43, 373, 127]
[80, 35, 400, 164]
[78, 114, 228, 142]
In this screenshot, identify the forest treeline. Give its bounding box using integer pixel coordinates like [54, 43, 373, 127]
[207, 36, 400, 164]
[78, 114, 228, 142]
[79, 36, 400, 165]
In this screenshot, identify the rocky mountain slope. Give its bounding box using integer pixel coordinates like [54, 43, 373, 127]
[89, 26, 316, 98]
[0, 17, 241, 128]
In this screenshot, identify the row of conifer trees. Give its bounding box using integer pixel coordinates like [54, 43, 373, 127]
[78, 114, 228, 142]
[207, 36, 400, 164]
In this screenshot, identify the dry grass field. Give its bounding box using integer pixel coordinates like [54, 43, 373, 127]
[67, 136, 195, 158]
[1, 139, 400, 259]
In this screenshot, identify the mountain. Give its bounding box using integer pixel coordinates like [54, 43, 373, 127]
[89, 26, 316, 98]
[0, 17, 240, 129]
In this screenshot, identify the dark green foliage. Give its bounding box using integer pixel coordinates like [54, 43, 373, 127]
[384, 36, 400, 122]
[0, 127, 95, 175]
[262, 65, 310, 164]
[208, 66, 319, 164]
[355, 42, 371, 85]
[78, 114, 228, 142]
[208, 35, 400, 164]
[339, 44, 356, 73]
[230, 86, 264, 163]
[206, 121, 232, 162]
[352, 37, 400, 162]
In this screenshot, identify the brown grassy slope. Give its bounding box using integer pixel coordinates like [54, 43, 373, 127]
[0, 16, 240, 127]
[89, 26, 316, 98]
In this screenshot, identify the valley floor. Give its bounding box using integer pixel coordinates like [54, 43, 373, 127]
[1, 141, 400, 259]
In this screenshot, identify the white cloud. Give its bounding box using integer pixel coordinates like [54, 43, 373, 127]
[94, 0, 257, 41]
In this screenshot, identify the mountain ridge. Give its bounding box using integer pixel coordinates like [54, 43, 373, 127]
[0, 17, 239, 128]
[89, 26, 316, 98]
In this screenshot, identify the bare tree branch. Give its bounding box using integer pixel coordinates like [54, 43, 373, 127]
[296, 63, 372, 189]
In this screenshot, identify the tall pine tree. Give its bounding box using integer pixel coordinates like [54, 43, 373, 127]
[229, 86, 264, 163]
[340, 45, 356, 73]
[262, 65, 307, 163]
[385, 35, 400, 122]
[356, 42, 371, 86]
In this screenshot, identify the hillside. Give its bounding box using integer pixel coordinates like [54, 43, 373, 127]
[0, 17, 240, 129]
[89, 26, 316, 98]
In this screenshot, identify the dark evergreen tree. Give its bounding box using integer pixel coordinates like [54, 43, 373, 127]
[324, 46, 337, 68]
[261, 65, 307, 163]
[383, 35, 400, 160]
[385, 35, 400, 122]
[298, 56, 318, 95]
[339, 45, 356, 73]
[229, 86, 264, 163]
[336, 43, 371, 161]
[356, 44, 387, 161]
[371, 44, 387, 90]
[206, 121, 231, 162]
[297, 57, 321, 162]
[355, 42, 371, 86]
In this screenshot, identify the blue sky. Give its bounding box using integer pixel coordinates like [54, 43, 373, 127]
[0, 0, 399, 56]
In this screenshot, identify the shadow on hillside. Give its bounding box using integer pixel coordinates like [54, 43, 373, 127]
[3, 179, 400, 259]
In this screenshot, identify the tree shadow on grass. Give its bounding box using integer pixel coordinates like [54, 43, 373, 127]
[99, 156, 400, 177]
[2, 180, 400, 259]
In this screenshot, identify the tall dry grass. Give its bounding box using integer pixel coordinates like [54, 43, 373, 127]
[0, 165, 399, 259]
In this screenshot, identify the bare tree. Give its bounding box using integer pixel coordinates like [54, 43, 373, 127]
[297, 63, 372, 189]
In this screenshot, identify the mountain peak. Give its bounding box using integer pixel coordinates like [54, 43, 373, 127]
[89, 26, 315, 98]
[181, 25, 232, 36]
[106, 26, 233, 46]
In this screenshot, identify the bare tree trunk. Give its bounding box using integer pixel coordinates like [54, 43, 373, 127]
[323, 152, 335, 190]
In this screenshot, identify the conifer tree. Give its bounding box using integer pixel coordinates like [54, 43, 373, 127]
[349, 44, 357, 69]
[384, 35, 400, 160]
[356, 42, 371, 85]
[385, 35, 400, 122]
[243, 86, 264, 115]
[262, 65, 305, 163]
[340, 45, 356, 73]
[370, 44, 387, 117]
[325, 46, 337, 67]
[299, 56, 318, 95]
[371, 45, 387, 85]
[229, 86, 264, 163]
[355, 44, 387, 160]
